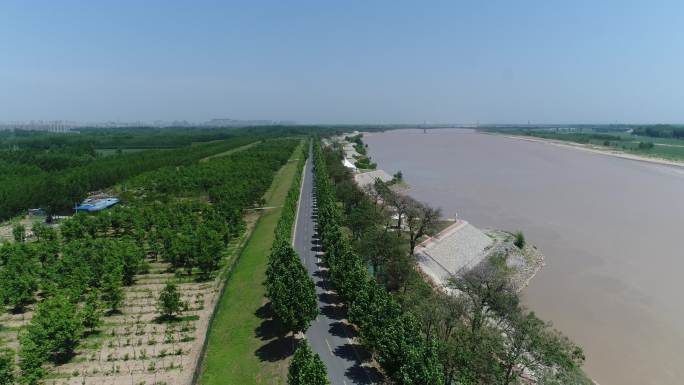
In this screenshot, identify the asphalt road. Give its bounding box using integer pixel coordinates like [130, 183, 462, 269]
[293, 148, 381, 385]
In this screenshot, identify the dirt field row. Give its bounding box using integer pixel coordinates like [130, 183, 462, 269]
[0, 211, 258, 385]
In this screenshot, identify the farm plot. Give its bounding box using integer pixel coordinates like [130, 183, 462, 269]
[45, 225, 253, 385]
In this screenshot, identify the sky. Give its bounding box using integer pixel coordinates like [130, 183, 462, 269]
[1, 0, 683, 125]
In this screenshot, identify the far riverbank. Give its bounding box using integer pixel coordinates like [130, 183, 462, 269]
[488, 132, 684, 169]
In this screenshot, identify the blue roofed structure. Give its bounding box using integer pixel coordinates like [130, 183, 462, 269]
[75, 198, 119, 213]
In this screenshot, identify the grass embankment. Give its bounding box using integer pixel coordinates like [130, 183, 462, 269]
[198, 141, 303, 385]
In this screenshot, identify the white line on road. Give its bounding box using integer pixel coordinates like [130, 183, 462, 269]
[325, 338, 333, 356]
[291, 157, 307, 246]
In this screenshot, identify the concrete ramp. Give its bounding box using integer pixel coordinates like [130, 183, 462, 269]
[414, 220, 493, 287]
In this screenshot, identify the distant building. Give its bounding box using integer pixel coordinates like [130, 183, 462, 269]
[75, 198, 120, 213]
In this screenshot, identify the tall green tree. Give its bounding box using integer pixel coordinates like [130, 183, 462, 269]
[19, 294, 83, 383]
[195, 225, 224, 280]
[288, 342, 329, 385]
[100, 266, 124, 313]
[31, 223, 57, 243]
[0, 244, 38, 312]
[80, 290, 103, 333]
[12, 224, 26, 243]
[0, 349, 15, 385]
[266, 243, 318, 335]
[157, 282, 186, 320]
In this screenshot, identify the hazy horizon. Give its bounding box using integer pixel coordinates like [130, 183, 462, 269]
[2, 0, 683, 124]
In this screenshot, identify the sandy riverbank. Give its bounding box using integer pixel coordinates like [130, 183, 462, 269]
[494, 133, 684, 168]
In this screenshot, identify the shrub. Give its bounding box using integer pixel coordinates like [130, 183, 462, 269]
[514, 231, 526, 249]
[0, 349, 15, 385]
[157, 282, 186, 320]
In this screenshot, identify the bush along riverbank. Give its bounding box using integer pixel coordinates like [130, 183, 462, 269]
[314, 137, 591, 385]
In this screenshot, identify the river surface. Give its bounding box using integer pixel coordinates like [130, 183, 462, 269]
[363, 128, 684, 385]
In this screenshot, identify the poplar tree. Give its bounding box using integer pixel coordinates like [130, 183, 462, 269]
[287, 343, 329, 385]
[266, 243, 318, 335]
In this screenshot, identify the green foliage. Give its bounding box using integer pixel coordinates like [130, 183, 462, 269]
[1, 136, 303, 381]
[100, 265, 124, 313]
[0, 134, 260, 220]
[313, 137, 586, 384]
[0, 349, 15, 385]
[288, 342, 330, 385]
[265, 140, 318, 334]
[354, 156, 377, 170]
[80, 290, 103, 332]
[157, 282, 186, 320]
[632, 124, 684, 139]
[266, 242, 318, 333]
[393, 170, 403, 182]
[12, 224, 26, 243]
[514, 231, 525, 249]
[638, 141, 654, 149]
[0, 243, 38, 312]
[31, 223, 56, 243]
[313, 139, 444, 385]
[19, 294, 83, 383]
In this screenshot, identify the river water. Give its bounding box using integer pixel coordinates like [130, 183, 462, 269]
[363, 128, 684, 385]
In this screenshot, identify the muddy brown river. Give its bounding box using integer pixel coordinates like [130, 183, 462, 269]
[364, 128, 684, 385]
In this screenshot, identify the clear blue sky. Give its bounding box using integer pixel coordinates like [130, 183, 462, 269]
[1, 0, 683, 124]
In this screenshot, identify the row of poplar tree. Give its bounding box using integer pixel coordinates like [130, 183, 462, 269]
[263, 141, 331, 385]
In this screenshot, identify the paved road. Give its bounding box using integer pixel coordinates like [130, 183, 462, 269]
[293, 148, 381, 385]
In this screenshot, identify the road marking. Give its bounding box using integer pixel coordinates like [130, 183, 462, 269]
[291, 150, 308, 246]
[325, 338, 333, 356]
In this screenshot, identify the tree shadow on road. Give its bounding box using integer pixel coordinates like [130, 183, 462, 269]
[318, 291, 340, 304]
[333, 343, 384, 384]
[346, 364, 384, 385]
[329, 321, 358, 338]
[315, 278, 332, 291]
[321, 304, 346, 320]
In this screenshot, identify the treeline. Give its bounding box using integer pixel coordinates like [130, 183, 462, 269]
[523, 131, 622, 144]
[314, 140, 590, 385]
[0, 145, 97, 174]
[0, 136, 258, 221]
[314, 141, 443, 384]
[0, 139, 299, 383]
[632, 124, 684, 139]
[0, 126, 321, 150]
[0, 127, 242, 149]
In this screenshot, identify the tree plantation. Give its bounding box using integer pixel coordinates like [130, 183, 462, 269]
[0, 137, 300, 384]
